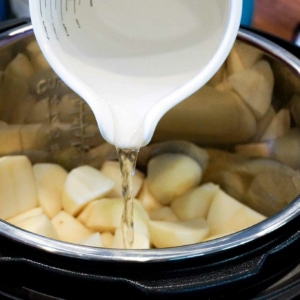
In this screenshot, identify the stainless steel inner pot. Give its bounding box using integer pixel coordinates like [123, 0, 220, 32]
[0, 23, 299, 266]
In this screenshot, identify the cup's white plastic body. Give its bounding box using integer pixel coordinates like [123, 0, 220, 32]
[29, 0, 242, 148]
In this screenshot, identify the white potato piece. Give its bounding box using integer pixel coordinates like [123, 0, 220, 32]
[25, 40, 41, 60]
[136, 181, 163, 214]
[252, 106, 276, 142]
[101, 231, 114, 248]
[150, 207, 179, 222]
[226, 43, 245, 75]
[5, 53, 34, 82]
[52, 211, 92, 243]
[101, 161, 144, 198]
[0, 156, 38, 220]
[16, 213, 59, 240]
[229, 60, 274, 119]
[235, 42, 263, 69]
[155, 86, 257, 144]
[78, 198, 149, 235]
[146, 154, 202, 205]
[31, 53, 51, 71]
[6, 207, 43, 226]
[33, 163, 68, 218]
[111, 228, 150, 249]
[62, 165, 115, 216]
[76, 232, 103, 247]
[149, 219, 209, 248]
[260, 108, 290, 141]
[207, 189, 266, 236]
[171, 182, 220, 221]
[207, 63, 226, 86]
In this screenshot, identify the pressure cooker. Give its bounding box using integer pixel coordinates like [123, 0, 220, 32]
[0, 20, 300, 299]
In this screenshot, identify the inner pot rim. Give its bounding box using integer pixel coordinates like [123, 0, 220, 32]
[0, 26, 300, 263]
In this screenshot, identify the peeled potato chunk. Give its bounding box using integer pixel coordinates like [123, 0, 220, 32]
[101, 231, 114, 248]
[111, 228, 150, 249]
[16, 213, 59, 240]
[33, 163, 68, 219]
[6, 207, 43, 226]
[136, 181, 163, 214]
[207, 189, 266, 237]
[229, 60, 274, 119]
[101, 160, 144, 198]
[150, 207, 179, 222]
[5, 53, 34, 82]
[52, 211, 92, 243]
[171, 182, 220, 221]
[0, 156, 38, 220]
[62, 165, 114, 216]
[149, 219, 209, 248]
[146, 153, 202, 205]
[78, 198, 149, 235]
[76, 232, 103, 247]
[154, 87, 257, 144]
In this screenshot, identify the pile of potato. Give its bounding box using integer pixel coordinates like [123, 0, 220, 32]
[0, 147, 266, 249]
[0, 36, 300, 249]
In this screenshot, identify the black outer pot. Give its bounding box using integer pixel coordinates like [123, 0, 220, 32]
[0, 211, 299, 300]
[0, 23, 300, 299]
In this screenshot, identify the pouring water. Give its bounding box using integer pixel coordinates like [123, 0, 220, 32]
[29, 0, 242, 248]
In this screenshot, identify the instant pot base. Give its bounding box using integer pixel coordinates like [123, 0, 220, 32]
[0, 215, 299, 299]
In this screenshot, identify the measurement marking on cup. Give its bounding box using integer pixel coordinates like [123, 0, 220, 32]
[39, 0, 43, 17]
[60, 0, 63, 20]
[52, 23, 59, 40]
[63, 23, 70, 36]
[50, 0, 53, 19]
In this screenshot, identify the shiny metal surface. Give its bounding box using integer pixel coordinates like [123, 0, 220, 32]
[0, 25, 299, 263]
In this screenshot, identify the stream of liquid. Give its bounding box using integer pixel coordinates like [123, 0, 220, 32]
[117, 148, 139, 249]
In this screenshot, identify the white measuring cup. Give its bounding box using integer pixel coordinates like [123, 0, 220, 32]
[29, 0, 242, 148]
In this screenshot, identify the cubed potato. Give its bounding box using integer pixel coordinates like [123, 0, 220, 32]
[229, 60, 274, 119]
[235, 42, 263, 69]
[62, 165, 115, 216]
[33, 163, 68, 218]
[150, 206, 179, 222]
[226, 43, 245, 75]
[207, 189, 266, 236]
[155, 86, 257, 144]
[260, 108, 290, 141]
[76, 232, 103, 247]
[171, 182, 220, 220]
[15, 213, 59, 240]
[6, 207, 43, 226]
[101, 231, 114, 248]
[52, 211, 92, 243]
[78, 198, 149, 234]
[149, 219, 209, 248]
[0, 156, 38, 220]
[101, 160, 144, 198]
[5, 53, 34, 82]
[146, 153, 202, 205]
[111, 228, 150, 249]
[136, 181, 163, 214]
